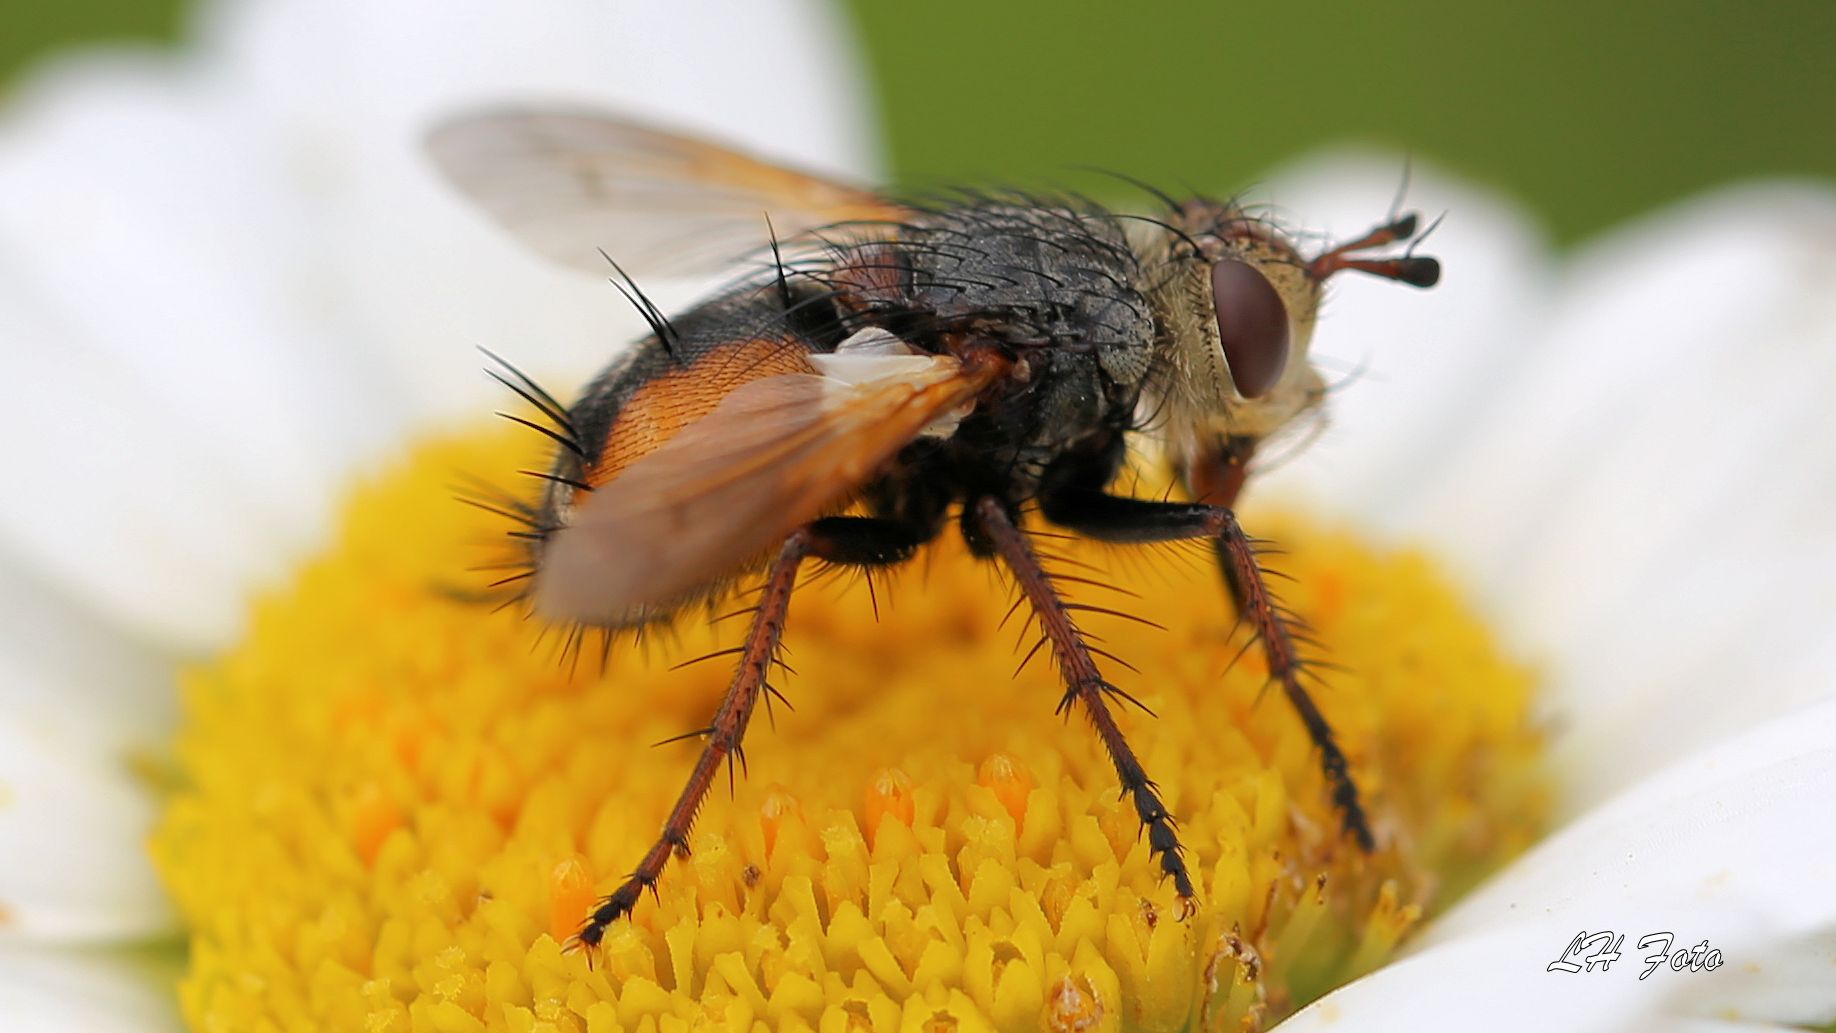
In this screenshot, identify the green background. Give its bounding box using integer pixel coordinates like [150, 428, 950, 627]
[5, 0, 1834, 244]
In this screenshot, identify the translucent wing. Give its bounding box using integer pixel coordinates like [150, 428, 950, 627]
[426, 109, 904, 276]
[532, 353, 993, 626]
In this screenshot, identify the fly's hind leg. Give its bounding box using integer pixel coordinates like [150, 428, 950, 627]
[973, 497, 1198, 912]
[575, 517, 932, 950]
[574, 530, 811, 951]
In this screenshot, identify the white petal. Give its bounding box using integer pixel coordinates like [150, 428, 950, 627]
[1282, 700, 1836, 1031]
[0, 272, 279, 645]
[1426, 698, 1836, 943]
[1280, 921, 1830, 1033]
[0, 556, 175, 751]
[0, 552, 175, 947]
[1662, 927, 1836, 1029]
[0, 704, 173, 942]
[1398, 186, 1836, 808]
[0, 52, 401, 492]
[0, 945, 181, 1032]
[0, 52, 404, 646]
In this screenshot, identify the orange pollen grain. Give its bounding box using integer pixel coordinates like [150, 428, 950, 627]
[863, 767, 914, 843]
[346, 782, 401, 868]
[1048, 975, 1104, 1032]
[759, 787, 801, 859]
[548, 856, 595, 945]
[976, 753, 1035, 828]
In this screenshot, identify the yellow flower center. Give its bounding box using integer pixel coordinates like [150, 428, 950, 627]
[151, 429, 1546, 1032]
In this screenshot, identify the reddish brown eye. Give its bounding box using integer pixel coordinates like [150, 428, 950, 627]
[1211, 259, 1291, 399]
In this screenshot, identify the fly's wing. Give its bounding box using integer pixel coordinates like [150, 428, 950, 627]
[532, 352, 992, 627]
[426, 109, 905, 276]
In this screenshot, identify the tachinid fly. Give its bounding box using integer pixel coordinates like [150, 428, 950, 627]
[427, 110, 1441, 949]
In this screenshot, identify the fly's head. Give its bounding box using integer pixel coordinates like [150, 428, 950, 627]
[1136, 198, 1440, 453]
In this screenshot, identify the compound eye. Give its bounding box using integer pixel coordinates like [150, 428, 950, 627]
[1210, 259, 1292, 399]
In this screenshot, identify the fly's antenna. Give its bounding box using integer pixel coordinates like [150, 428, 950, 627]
[1305, 212, 1441, 288]
[598, 248, 681, 360]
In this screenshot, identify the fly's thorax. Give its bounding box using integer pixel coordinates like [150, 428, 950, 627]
[1131, 203, 1327, 455]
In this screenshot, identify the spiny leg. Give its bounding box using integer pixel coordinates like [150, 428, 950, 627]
[1211, 510, 1373, 850]
[575, 530, 812, 950]
[1038, 487, 1375, 851]
[973, 497, 1198, 910]
[1179, 438, 1370, 844]
[574, 516, 931, 950]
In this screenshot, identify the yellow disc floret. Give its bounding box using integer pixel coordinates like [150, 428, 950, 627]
[152, 430, 1546, 1032]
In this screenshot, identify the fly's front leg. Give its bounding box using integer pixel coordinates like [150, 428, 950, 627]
[1039, 486, 1376, 851]
[1182, 435, 1258, 612]
[974, 498, 1198, 912]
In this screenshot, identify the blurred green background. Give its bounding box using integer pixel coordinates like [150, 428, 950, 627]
[5, 0, 1834, 244]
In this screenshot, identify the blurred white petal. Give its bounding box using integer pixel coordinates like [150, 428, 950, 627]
[1403, 186, 1836, 808]
[0, 946, 181, 1032]
[0, 273, 294, 644]
[0, 703, 172, 942]
[0, 557, 174, 748]
[0, 52, 399, 495]
[0, 556, 175, 943]
[0, 53, 402, 645]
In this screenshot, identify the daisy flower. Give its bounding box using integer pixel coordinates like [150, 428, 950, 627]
[2, 1, 1833, 1031]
